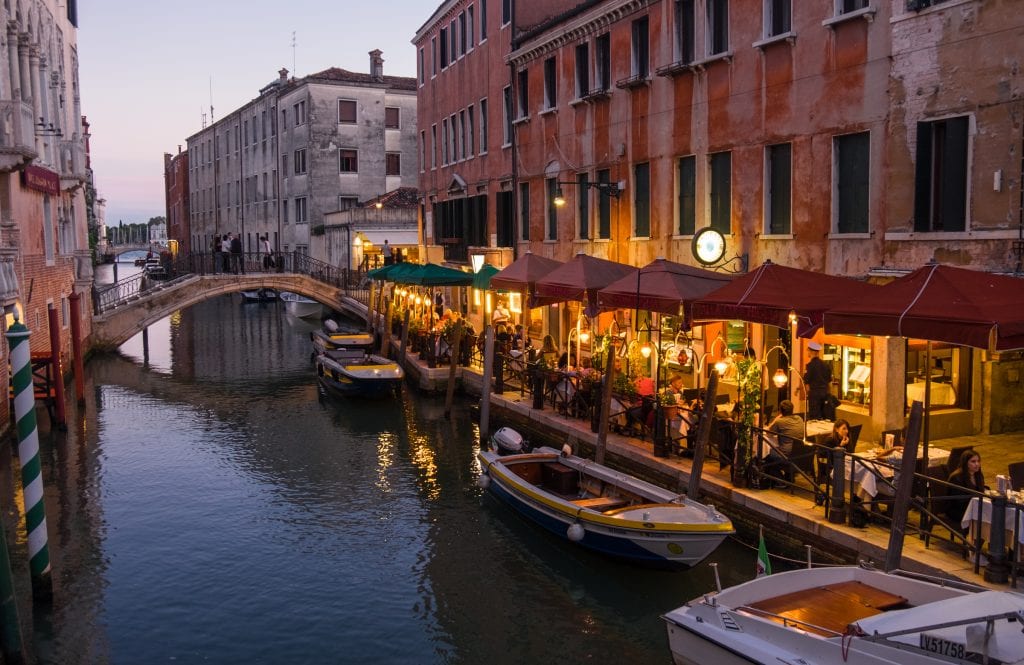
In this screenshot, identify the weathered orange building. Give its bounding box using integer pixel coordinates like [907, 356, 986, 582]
[416, 0, 1024, 437]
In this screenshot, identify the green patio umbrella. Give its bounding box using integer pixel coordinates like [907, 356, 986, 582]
[472, 264, 500, 290]
[402, 263, 474, 287]
[383, 262, 425, 284]
[366, 263, 405, 281]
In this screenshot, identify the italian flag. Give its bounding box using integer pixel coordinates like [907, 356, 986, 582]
[756, 527, 772, 578]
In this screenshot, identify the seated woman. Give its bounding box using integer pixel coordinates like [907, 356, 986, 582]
[944, 449, 987, 529]
[822, 419, 852, 451]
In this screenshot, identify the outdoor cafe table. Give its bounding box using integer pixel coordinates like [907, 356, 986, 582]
[961, 494, 1024, 550]
[841, 446, 952, 500]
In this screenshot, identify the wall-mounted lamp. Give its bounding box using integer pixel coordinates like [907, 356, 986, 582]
[374, 200, 384, 209]
[552, 180, 625, 207]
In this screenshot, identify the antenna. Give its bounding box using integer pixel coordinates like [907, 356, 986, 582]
[291, 31, 297, 76]
[209, 76, 215, 123]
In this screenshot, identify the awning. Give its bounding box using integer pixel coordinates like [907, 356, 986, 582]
[690, 260, 878, 337]
[597, 258, 734, 321]
[489, 251, 563, 295]
[393, 263, 474, 287]
[535, 253, 637, 317]
[824, 263, 1024, 351]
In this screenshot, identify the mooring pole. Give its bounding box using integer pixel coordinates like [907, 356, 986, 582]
[6, 311, 53, 601]
[141, 327, 150, 367]
[595, 340, 617, 465]
[46, 304, 66, 430]
[479, 325, 495, 440]
[687, 372, 719, 498]
[68, 293, 85, 404]
[366, 282, 376, 334]
[444, 321, 463, 419]
[884, 401, 923, 572]
[0, 524, 24, 665]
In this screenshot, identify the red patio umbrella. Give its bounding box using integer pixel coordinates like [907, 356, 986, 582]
[488, 251, 563, 295]
[597, 258, 734, 323]
[823, 263, 1024, 351]
[534, 253, 637, 316]
[690, 260, 878, 337]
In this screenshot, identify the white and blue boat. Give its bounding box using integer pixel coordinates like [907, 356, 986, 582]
[478, 445, 733, 568]
[310, 320, 374, 357]
[279, 291, 323, 319]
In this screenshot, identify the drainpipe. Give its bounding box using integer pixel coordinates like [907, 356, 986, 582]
[509, 2, 519, 261]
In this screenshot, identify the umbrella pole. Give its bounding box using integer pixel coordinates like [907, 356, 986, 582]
[923, 341, 931, 463]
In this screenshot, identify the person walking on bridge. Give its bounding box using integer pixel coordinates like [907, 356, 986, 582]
[230, 233, 244, 274]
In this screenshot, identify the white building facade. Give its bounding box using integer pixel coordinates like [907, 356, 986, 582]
[186, 51, 418, 258]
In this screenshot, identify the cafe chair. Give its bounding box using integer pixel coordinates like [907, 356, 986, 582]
[945, 445, 974, 476]
[846, 424, 863, 453]
[1008, 461, 1024, 492]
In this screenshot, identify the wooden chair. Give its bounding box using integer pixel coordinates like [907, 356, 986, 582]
[1008, 461, 1024, 491]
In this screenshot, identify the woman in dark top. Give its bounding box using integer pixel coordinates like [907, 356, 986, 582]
[945, 449, 987, 527]
[822, 419, 851, 451]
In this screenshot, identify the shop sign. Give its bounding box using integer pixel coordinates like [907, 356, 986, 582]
[21, 165, 60, 195]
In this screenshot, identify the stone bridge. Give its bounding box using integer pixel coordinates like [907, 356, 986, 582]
[108, 243, 159, 257]
[90, 273, 369, 349]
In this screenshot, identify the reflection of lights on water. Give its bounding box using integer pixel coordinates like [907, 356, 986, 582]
[409, 435, 440, 501]
[376, 432, 395, 492]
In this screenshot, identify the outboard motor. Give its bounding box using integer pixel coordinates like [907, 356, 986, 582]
[490, 427, 525, 456]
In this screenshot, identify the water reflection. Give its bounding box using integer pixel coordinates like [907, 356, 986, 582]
[30, 293, 755, 664]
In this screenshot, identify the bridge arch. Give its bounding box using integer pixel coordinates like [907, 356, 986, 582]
[91, 274, 368, 349]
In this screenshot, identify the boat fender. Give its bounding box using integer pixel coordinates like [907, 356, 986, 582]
[477, 473, 490, 489]
[561, 443, 572, 458]
[567, 522, 585, 542]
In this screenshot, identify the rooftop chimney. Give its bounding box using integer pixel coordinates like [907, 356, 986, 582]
[279, 68, 289, 82]
[369, 50, 384, 82]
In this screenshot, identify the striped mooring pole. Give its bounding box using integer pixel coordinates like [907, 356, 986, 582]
[7, 312, 52, 598]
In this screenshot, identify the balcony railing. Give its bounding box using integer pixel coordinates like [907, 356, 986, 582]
[59, 139, 87, 187]
[0, 99, 38, 170]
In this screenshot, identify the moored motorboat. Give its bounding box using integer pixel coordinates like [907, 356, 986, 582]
[240, 288, 277, 303]
[315, 347, 403, 398]
[477, 444, 733, 568]
[310, 319, 374, 356]
[662, 564, 1024, 665]
[279, 291, 323, 319]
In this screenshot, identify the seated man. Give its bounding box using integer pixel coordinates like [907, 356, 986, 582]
[764, 399, 805, 486]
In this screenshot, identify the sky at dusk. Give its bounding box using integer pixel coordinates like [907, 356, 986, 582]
[77, 0, 426, 226]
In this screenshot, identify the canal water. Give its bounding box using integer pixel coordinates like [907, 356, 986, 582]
[24, 264, 757, 664]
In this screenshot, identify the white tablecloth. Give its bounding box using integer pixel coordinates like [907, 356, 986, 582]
[805, 420, 833, 438]
[961, 496, 1024, 546]
[906, 381, 956, 406]
[838, 447, 951, 499]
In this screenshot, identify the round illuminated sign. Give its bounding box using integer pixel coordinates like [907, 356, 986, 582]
[692, 227, 726, 266]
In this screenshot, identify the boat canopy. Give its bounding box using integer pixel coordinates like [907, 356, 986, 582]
[855, 590, 1024, 663]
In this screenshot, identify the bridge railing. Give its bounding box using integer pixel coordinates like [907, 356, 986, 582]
[93, 252, 370, 315]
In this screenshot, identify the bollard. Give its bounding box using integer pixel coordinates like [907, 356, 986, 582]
[984, 491, 1010, 584]
[46, 304, 67, 430]
[827, 447, 847, 524]
[6, 312, 52, 600]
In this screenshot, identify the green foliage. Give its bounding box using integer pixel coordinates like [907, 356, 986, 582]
[736, 357, 763, 471]
[613, 373, 638, 401]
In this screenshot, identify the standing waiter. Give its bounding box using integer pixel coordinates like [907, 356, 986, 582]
[803, 342, 833, 420]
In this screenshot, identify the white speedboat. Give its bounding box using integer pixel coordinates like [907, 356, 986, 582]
[663, 564, 1024, 665]
[478, 445, 733, 568]
[315, 347, 403, 399]
[279, 291, 322, 319]
[310, 319, 374, 356]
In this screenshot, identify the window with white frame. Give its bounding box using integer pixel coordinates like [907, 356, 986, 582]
[914, 116, 968, 232]
[431, 124, 438, 168]
[677, 155, 696, 235]
[294, 148, 307, 174]
[420, 130, 426, 172]
[419, 47, 425, 85]
[385, 107, 400, 129]
[467, 104, 475, 155]
[501, 0, 510, 26]
[294, 100, 306, 126]
[543, 57, 556, 109]
[707, 0, 729, 55]
[502, 85, 513, 145]
[386, 152, 401, 176]
[339, 100, 357, 124]
[709, 151, 732, 233]
[516, 69, 529, 118]
[440, 27, 449, 68]
[468, 5, 475, 48]
[595, 33, 611, 91]
[837, 0, 869, 14]
[339, 148, 358, 173]
[479, 98, 488, 154]
[834, 132, 870, 234]
[577, 173, 590, 240]
[480, 0, 488, 40]
[450, 19, 457, 61]
[295, 197, 308, 223]
[675, 0, 695, 64]
[575, 43, 590, 98]
[766, 143, 792, 235]
[766, 0, 791, 37]
[442, 118, 449, 164]
[546, 178, 558, 240]
[631, 16, 650, 78]
[449, 113, 458, 160]
[459, 11, 467, 56]
[432, 36, 438, 76]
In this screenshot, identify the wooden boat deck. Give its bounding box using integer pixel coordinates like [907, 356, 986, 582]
[742, 581, 909, 636]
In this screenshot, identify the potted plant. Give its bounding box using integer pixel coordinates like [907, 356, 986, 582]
[612, 373, 638, 403]
[658, 391, 679, 422]
[734, 356, 763, 487]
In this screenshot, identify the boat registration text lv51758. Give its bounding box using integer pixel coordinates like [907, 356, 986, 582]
[919, 633, 965, 659]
